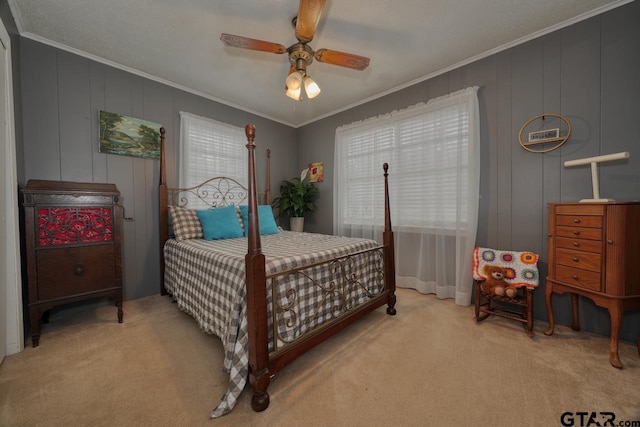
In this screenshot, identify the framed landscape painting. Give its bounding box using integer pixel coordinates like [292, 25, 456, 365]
[99, 111, 162, 160]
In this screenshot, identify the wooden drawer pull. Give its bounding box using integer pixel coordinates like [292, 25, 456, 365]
[573, 231, 580, 235]
[573, 242, 579, 247]
[572, 275, 579, 280]
[573, 257, 579, 262]
[573, 218, 580, 223]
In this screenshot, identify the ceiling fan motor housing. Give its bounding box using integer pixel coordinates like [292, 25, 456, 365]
[288, 43, 314, 72]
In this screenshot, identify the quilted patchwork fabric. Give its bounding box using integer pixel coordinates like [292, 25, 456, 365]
[472, 247, 539, 288]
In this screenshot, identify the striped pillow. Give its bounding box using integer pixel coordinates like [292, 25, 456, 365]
[169, 206, 203, 240]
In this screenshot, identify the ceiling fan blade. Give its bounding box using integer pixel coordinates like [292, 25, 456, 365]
[295, 0, 327, 43]
[220, 33, 287, 54]
[314, 49, 370, 71]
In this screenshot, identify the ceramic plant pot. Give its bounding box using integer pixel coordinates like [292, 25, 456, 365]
[289, 217, 304, 232]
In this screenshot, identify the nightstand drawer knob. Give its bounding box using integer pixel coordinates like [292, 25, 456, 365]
[573, 231, 580, 235]
[573, 242, 579, 247]
[573, 218, 580, 223]
[573, 257, 579, 262]
[74, 264, 85, 276]
[572, 275, 579, 280]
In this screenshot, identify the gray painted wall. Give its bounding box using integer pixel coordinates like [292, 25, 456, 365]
[19, 38, 298, 301]
[297, 1, 640, 341]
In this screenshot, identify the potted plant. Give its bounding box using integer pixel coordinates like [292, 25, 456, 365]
[272, 168, 319, 232]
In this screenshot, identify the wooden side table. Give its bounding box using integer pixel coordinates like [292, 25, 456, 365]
[545, 201, 640, 368]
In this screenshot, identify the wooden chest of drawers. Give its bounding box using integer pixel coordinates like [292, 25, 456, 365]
[545, 202, 640, 368]
[22, 180, 124, 347]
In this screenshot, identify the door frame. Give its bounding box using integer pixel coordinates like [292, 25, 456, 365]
[0, 15, 23, 357]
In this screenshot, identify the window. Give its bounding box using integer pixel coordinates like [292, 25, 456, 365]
[334, 87, 480, 306]
[334, 87, 479, 232]
[179, 112, 247, 193]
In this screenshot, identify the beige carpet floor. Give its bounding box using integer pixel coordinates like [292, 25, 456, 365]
[1, 289, 639, 427]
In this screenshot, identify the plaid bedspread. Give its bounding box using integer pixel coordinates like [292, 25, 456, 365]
[163, 231, 384, 417]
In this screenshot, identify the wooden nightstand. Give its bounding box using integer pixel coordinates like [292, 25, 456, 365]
[22, 180, 124, 347]
[545, 201, 640, 368]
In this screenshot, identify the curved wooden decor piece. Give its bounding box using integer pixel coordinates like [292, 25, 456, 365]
[518, 113, 571, 153]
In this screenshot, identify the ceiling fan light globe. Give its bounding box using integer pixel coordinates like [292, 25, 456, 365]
[285, 72, 302, 90]
[304, 77, 321, 98]
[286, 86, 302, 101]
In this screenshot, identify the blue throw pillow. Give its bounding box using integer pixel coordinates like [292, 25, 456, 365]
[239, 205, 279, 236]
[195, 205, 244, 240]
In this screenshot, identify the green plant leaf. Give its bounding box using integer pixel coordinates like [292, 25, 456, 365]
[271, 175, 319, 217]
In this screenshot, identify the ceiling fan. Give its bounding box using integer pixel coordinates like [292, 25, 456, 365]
[220, 0, 370, 100]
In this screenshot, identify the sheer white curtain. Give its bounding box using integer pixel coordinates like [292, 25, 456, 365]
[334, 87, 480, 306]
[179, 112, 247, 208]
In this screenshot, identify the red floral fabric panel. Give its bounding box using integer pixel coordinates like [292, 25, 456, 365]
[38, 207, 113, 246]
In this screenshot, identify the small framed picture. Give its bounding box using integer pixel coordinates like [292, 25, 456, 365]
[308, 162, 324, 183]
[528, 128, 559, 143]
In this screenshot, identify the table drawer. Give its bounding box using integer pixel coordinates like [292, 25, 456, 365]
[554, 265, 602, 291]
[555, 204, 605, 215]
[556, 248, 601, 272]
[36, 245, 116, 300]
[555, 226, 602, 241]
[555, 237, 602, 253]
[556, 215, 602, 228]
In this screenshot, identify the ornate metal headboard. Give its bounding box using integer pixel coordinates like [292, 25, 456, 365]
[167, 176, 249, 208]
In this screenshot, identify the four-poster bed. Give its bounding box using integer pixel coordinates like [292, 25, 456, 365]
[158, 124, 397, 417]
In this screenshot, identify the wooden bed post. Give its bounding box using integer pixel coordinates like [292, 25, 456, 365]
[383, 163, 397, 315]
[265, 149, 271, 205]
[158, 127, 169, 296]
[244, 124, 271, 411]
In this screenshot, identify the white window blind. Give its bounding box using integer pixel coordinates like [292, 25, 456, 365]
[334, 87, 477, 232]
[179, 111, 247, 188]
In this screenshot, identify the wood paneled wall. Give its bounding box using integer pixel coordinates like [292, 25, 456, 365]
[19, 39, 298, 300]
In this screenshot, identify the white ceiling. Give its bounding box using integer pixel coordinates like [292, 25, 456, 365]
[8, 0, 628, 127]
